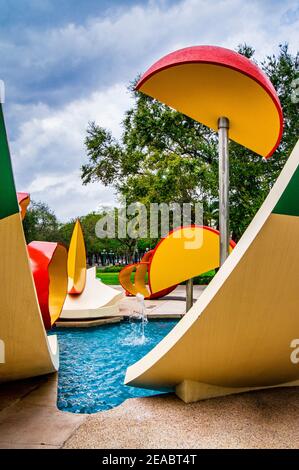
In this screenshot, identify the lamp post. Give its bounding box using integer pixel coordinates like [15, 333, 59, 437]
[102, 249, 106, 266]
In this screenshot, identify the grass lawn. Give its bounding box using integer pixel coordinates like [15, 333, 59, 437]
[96, 272, 120, 285]
[96, 268, 215, 286]
[96, 271, 149, 285]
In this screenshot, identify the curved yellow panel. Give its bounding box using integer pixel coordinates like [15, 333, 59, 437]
[140, 64, 280, 158]
[119, 263, 140, 296]
[119, 262, 150, 298]
[137, 46, 283, 158]
[0, 213, 59, 382]
[49, 244, 69, 324]
[149, 226, 235, 294]
[134, 261, 151, 298]
[68, 220, 87, 295]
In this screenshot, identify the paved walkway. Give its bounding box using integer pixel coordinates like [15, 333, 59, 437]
[64, 388, 299, 449]
[119, 285, 206, 319]
[0, 375, 85, 448]
[1, 374, 299, 448]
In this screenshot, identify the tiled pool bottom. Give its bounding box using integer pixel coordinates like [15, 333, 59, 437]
[50, 320, 177, 414]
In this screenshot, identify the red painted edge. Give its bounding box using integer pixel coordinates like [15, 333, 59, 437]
[136, 45, 283, 158]
[148, 224, 236, 294]
[17, 192, 30, 205]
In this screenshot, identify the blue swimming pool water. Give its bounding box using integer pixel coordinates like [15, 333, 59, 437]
[50, 320, 177, 414]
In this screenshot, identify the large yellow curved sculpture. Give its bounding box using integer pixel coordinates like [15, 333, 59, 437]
[67, 220, 87, 294]
[149, 226, 235, 294]
[119, 227, 235, 299]
[0, 103, 59, 382]
[136, 45, 283, 157]
[125, 140, 299, 401]
[61, 221, 122, 320]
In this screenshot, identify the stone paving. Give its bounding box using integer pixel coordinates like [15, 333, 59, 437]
[63, 388, 299, 449]
[0, 375, 85, 449]
[119, 285, 206, 319]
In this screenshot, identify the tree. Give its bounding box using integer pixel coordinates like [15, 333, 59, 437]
[23, 201, 60, 243]
[83, 44, 299, 241]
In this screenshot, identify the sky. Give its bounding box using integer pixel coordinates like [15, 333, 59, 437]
[1, 0, 298, 221]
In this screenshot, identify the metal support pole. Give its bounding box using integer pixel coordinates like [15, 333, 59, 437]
[186, 278, 194, 312]
[218, 117, 230, 266]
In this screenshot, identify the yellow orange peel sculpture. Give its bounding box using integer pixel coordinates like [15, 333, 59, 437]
[119, 226, 235, 299]
[67, 220, 87, 294]
[28, 241, 68, 330]
[61, 221, 122, 320]
[0, 103, 59, 382]
[136, 45, 283, 157]
[149, 226, 235, 294]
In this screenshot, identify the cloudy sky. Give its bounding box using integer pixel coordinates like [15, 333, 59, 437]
[1, 0, 298, 220]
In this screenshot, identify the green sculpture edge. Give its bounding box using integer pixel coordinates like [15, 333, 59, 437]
[0, 104, 19, 220]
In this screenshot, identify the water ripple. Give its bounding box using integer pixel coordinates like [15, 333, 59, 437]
[49, 320, 177, 414]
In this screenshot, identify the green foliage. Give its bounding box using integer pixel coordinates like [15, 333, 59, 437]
[96, 271, 132, 285]
[23, 201, 61, 243]
[82, 44, 299, 242]
[97, 265, 125, 273]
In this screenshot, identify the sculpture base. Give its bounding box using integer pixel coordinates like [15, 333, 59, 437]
[175, 379, 299, 403]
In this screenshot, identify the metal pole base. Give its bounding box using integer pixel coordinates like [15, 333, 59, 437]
[186, 278, 194, 312]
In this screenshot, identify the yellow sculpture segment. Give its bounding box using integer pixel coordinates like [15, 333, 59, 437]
[28, 241, 68, 330]
[67, 220, 87, 295]
[149, 226, 235, 294]
[119, 263, 150, 298]
[125, 140, 299, 401]
[136, 46, 283, 158]
[0, 213, 59, 382]
[62, 219, 122, 320]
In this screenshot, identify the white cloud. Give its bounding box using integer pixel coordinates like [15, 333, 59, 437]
[16, 0, 299, 74]
[11, 83, 132, 220]
[5, 0, 298, 221]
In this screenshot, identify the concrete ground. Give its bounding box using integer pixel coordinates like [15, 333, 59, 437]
[1, 374, 299, 448]
[63, 387, 299, 449]
[0, 374, 85, 449]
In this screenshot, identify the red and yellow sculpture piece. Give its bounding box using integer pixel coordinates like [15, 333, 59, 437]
[119, 249, 177, 300]
[28, 241, 68, 330]
[136, 45, 283, 157]
[119, 226, 235, 299]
